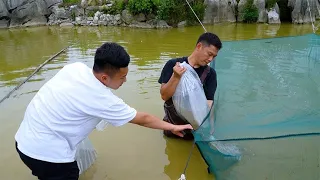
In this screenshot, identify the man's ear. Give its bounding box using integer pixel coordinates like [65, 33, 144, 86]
[196, 42, 202, 51]
[101, 74, 111, 85]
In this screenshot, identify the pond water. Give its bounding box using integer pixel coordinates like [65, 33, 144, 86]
[0, 23, 314, 180]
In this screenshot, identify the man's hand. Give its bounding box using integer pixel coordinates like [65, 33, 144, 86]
[160, 62, 187, 101]
[130, 112, 193, 136]
[173, 62, 187, 78]
[170, 124, 193, 137]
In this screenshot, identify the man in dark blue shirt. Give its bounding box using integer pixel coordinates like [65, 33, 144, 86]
[158, 32, 222, 140]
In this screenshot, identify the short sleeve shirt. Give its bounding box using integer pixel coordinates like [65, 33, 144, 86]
[158, 57, 217, 101]
[15, 62, 137, 163]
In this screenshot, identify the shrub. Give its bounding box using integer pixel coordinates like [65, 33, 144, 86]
[186, 0, 206, 25]
[127, 0, 157, 15]
[87, 11, 95, 17]
[59, 0, 80, 7]
[242, 0, 259, 23]
[265, 0, 278, 10]
[102, 0, 126, 15]
[156, 0, 185, 26]
[157, 0, 206, 27]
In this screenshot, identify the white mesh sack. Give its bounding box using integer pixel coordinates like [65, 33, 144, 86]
[172, 62, 210, 130]
[75, 137, 97, 174]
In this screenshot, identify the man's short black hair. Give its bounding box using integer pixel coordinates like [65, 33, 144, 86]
[93, 42, 130, 76]
[197, 32, 222, 50]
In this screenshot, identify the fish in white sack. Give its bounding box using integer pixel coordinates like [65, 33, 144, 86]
[172, 62, 210, 130]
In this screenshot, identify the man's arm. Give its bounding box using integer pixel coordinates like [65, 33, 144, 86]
[207, 100, 213, 108]
[129, 112, 192, 137]
[160, 62, 186, 101]
[160, 74, 181, 101]
[204, 69, 217, 108]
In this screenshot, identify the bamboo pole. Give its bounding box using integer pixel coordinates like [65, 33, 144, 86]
[0, 46, 69, 104]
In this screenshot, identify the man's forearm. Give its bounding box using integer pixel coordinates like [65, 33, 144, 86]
[140, 114, 176, 131]
[160, 74, 181, 101]
[130, 112, 175, 131]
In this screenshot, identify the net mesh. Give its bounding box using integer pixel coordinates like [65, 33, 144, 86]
[193, 33, 320, 180]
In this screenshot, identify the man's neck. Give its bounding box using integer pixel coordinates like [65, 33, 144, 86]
[93, 70, 104, 84]
[187, 53, 200, 68]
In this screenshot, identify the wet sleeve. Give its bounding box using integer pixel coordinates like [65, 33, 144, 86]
[158, 60, 175, 84]
[204, 69, 217, 101]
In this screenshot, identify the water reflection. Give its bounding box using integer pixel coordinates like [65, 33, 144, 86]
[163, 138, 214, 180]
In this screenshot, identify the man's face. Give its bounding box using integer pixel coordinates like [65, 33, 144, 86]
[196, 43, 219, 66]
[101, 67, 128, 90]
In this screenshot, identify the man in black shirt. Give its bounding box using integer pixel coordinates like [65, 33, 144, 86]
[158, 32, 222, 140]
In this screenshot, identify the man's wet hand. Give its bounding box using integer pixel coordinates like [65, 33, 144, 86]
[173, 62, 186, 78]
[171, 124, 193, 137]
